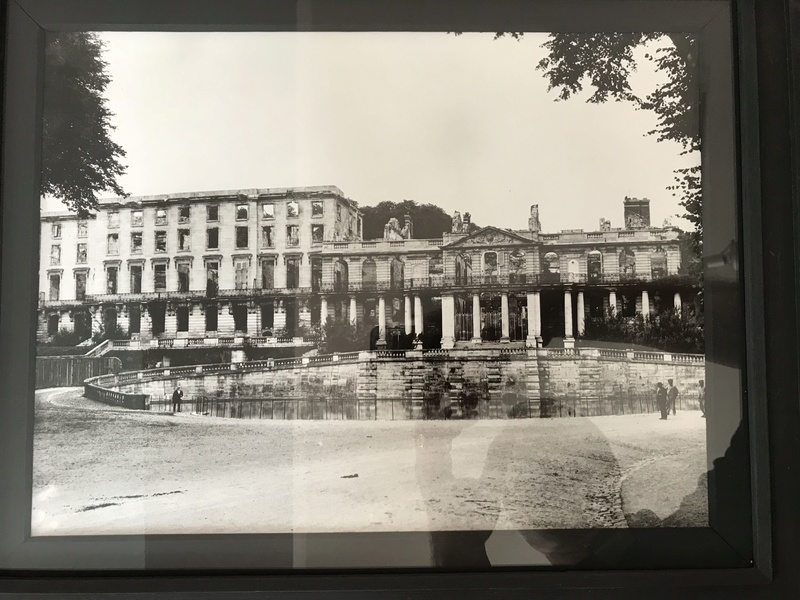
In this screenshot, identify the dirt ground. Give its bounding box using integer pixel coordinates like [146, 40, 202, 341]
[32, 388, 708, 537]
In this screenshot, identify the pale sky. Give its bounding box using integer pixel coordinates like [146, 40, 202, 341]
[46, 31, 697, 233]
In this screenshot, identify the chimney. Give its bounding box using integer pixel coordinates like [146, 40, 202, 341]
[623, 197, 651, 229]
[528, 205, 541, 232]
[404, 213, 414, 239]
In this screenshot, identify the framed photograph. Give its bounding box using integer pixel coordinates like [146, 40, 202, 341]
[1, 0, 798, 597]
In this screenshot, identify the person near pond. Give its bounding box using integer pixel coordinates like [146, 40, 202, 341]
[656, 382, 669, 420]
[667, 378, 680, 416]
[172, 385, 183, 413]
[698, 379, 706, 417]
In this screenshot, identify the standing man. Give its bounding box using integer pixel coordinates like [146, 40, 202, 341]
[172, 385, 184, 413]
[667, 378, 680, 416]
[656, 382, 669, 420]
[698, 380, 705, 417]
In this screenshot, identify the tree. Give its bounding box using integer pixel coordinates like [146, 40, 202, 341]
[360, 199, 478, 240]
[534, 32, 702, 251]
[42, 33, 127, 216]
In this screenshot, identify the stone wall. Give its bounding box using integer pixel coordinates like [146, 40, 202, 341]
[101, 349, 704, 420]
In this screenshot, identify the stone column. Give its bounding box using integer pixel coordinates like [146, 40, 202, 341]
[377, 295, 387, 347]
[673, 291, 682, 314]
[525, 292, 537, 347]
[577, 291, 586, 336]
[404, 295, 412, 333]
[414, 295, 424, 335]
[609, 290, 617, 315]
[471, 293, 482, 343]
[641, 289, 650, 318]
[500, 292, 510, 343]
[564, 290, 574, 346]
[320, 296, 328, 326]
[534, 291, 543, 346]
[350, 296, 358, 326]
[441, 294, 456, 349]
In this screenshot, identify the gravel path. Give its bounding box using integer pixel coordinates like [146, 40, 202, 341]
[32, 388, 708, 536]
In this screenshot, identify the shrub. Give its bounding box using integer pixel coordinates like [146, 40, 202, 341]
[318, 320, 372, 353]
[51, 328, 86, 346]
[584, 308, 704, 354]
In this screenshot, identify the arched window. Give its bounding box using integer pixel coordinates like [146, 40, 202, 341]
[543, 252, 560, 283]
[334, 259, 349, 292]
[567, 259, 580, 282]
[362, 258, 377, 291]
[455, 253, 472, 285]
[619, 249, 636, 278]
[587, 250, 602, 283]
[651, 248, 667, 279]
[390, 257, 404, 291]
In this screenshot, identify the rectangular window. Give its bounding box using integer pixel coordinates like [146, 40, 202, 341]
[108, 211, 120, 228]
[76, 243, 87, 263]
[286, 225, 299, 247]
[261, 225, 274, 247]
[207, 227, 219, 250]
[155, 208, 167, 225]
[131, 232, 143, 253]
[75, 272, 87, 301]
[260, 302, 274, 330]
[207, 205, 219, 221]
[130, 265, 142, 293]
[336, 203, 342, 221]
[236, 226, 249, 249]
[50, 245, 60, 266]
[286, 257, 300, 289]
[311, 200, 324, 217]
[236, 204, 249, 220]
[176, 306, 189, 332]
[154, 264, 167, 291]
[178, 229, 190, 251]
[261, 258, 274, 289]
[77, 221, 88, 238]
[107, 233, 119, 255]
[262, 203, 274, 219]
[128, 305, 141, 334]
[131, 210, 143, 227]
[205, 302, 218, 331]
[178, 206, 190, 223]
[51, 224, 61, 239]
[47, 314, 60, 336]
[177, 263, 190, 292]
[155, 231, 167, 253]
[234, 260, 249, 290]
[311, 258, 323, 292]
[311, 224, 324, 243]
[48, 274, 60, 301]
[106, 266, 118, 294]
[206, 262, 219, 296]
[287, 200, 299, 218]
[232, 303, 247, 332]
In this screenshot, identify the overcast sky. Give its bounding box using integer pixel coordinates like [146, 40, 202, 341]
[45, 31, 697, 233]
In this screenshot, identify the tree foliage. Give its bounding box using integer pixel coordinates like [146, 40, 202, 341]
[534, 32, 702, 248]
[318, 320, 372, 354]
[42, 32, 127, 216]
[584, 309, 704, 354]
[360, 199, 476, 240]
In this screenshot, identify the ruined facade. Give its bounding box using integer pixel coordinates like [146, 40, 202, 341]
[38, 186, 697, 349]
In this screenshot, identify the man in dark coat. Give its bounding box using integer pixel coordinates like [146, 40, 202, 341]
[656, 382, 669, 420]
[172, 385, 184, 413]
[667, 378, 680, 416]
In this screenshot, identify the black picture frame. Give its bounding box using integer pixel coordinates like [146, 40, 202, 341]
[1, 0, 798, 597]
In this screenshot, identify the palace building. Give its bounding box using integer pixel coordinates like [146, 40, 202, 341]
[38, 186, 698, 349]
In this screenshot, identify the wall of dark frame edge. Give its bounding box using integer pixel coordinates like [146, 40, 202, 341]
[0, 0, 798, 597]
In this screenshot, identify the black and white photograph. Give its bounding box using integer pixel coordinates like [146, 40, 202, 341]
[33, 30, 711, 561]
